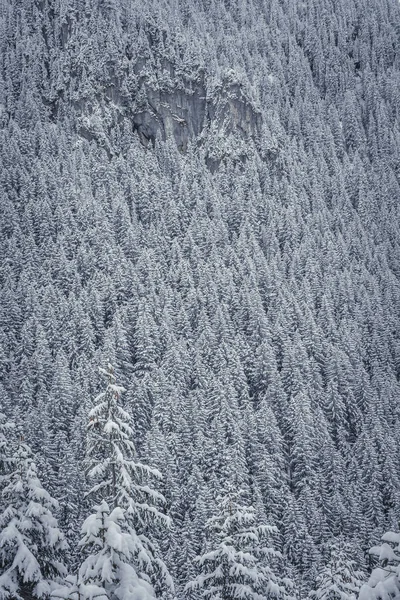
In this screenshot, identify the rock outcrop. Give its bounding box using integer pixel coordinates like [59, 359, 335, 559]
[130, 68, 262, 158]
[75, 59, 261, 166]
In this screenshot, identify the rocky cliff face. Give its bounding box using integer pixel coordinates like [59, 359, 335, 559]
[132, 73, 261, 148]
[76, 57, 262, 167]
[131, 70, 208, 151]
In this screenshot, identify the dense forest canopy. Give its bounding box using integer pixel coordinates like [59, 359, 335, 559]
[1, 0, 400, 598]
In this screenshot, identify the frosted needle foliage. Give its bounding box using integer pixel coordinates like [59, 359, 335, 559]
[0, 441, 67, 600]
[69, 365, 174, 600]
[186, 483, 294, 600]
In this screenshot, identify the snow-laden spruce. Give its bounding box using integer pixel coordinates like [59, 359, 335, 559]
[0, 441, 67, 600]
[63, 365, 173, 600]
[0, 413, 13, 477]
[359, 532, 400, 600]
[186, 483, 294, 600]
[51, 577, 108, 600]
[53, 500, 155, 600]
[309, 541, 364, 600]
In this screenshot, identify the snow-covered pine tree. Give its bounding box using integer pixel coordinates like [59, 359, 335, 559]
[80, 364, 173, 599]
[51, 576, 108, 600]
[309, 540, 364, 600]
[52, 500, 154, 600]
[359, 531, 400, 600]
[186, 482, 294, 600]
[0, 412, 13, 478]
[0, 441, 67, 600]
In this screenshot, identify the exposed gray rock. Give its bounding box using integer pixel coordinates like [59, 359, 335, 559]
[129, 69, 262, 155]
[72, 57, 262, 165]
[131, 75, 208, 152]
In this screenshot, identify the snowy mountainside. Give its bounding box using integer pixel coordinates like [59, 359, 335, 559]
[1, 0, 400, 597]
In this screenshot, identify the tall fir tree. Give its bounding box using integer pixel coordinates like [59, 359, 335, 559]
[79, 365, 173, 599]
[0, 441, 67, 600]
[186, 483, 294, 600]
[309, 541, 364, 600]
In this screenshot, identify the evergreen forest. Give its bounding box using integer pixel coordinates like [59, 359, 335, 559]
[1, 0, 400, 599]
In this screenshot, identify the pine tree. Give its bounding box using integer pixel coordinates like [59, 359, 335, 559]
[359, 531, 400, 600]
[0, 441, 67, 600]
[0, 412, 13, 477]
[309, 540, 364, 600]
[53, 501, 155, 600]
[186, 483, 294, 600]
[81, 365, 173, 599]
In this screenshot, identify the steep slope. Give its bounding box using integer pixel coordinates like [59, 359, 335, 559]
[1, 0, 400, 595]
